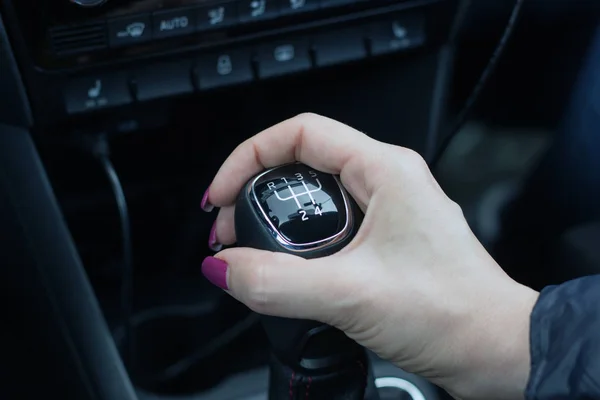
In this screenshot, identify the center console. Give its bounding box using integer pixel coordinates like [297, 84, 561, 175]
[3, 0, 456, 143]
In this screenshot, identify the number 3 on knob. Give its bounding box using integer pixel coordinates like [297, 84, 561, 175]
[295, 171, 318, 181]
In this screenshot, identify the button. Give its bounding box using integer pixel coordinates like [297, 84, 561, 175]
[196, 50, 254, 89]
[313, 28, 367, 67]
[198, 2, 237, 31]
[108, 15, 152, 47]
[134, 61, 194, 101]
[369, 15, 426, 56]
[280, 0, 319, 15]
[152, 8, 196, 39]
[256, 39, 311, 79]
[238, 0, 279, 23]
[64, 73, 132, 114]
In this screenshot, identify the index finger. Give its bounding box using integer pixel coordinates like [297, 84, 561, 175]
[208, 113, 378, 207]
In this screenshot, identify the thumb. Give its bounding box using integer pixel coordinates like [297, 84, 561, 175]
[201, 248, 345, 322]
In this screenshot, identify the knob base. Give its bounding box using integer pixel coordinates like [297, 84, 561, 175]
[268, 350, 371, 400]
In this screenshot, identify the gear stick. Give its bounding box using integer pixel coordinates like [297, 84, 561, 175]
[235, 162, 375, 400]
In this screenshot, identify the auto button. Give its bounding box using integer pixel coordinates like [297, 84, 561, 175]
[152, 8, 196, 39]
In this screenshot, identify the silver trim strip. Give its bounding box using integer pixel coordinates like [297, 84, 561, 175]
[375, 377, 427, 400]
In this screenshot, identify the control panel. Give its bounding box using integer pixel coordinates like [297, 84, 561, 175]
[1, 0, 456, 126]
[62, 11, 427, 114]
[9, 0, 431, 68]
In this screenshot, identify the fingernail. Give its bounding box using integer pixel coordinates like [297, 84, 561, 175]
[201, 257, 229, 290]
[201, 186, 214, 212]
[208, 220, 223, 252]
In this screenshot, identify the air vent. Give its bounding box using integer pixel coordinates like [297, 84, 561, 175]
[50, 22, 108, 56]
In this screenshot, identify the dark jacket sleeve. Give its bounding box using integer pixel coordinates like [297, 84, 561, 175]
[526, 275, 600, 400]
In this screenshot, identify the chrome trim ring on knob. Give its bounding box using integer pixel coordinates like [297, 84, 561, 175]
[248, 164, 354, 253]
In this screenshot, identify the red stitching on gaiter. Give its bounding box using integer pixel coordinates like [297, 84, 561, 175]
[289, 371, 295, 400]
[305, 376, 312, 399]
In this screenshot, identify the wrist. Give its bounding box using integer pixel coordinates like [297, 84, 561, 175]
[439, 282, 539, 400]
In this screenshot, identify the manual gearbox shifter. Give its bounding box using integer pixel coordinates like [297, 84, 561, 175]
[235, 162, 371, 400]
[236, 162, 361, 255]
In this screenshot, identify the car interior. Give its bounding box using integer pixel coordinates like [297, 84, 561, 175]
[1, 0, 599, 399]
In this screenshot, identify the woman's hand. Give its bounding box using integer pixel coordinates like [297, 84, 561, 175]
[201, 113, 538, 400]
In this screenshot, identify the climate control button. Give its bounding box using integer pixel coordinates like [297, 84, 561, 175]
[64, 72, 132, 114]
[152, 9, 196, 39]
[238, 0, 280, 23]
[197, 2, 238, 30]
[280, 0, 319, 15]
[108, 15, 152, 47]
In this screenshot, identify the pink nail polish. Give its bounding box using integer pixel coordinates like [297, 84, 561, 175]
[201, 257, 229, 290]
[208, 220, 223, 252]
[201, 187, 214, 212]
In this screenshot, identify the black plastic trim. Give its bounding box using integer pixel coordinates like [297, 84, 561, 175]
[0, 125, 137, 400]
[0, 14, 32, 127]
[44, 0, 443, 73]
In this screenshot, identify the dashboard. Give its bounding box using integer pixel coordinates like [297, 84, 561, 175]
[2, 0, 457, 136]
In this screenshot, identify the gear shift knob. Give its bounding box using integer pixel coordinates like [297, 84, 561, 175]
[235, 162, 361, 258]
[235, 162, 368, 399]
